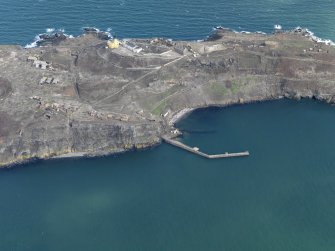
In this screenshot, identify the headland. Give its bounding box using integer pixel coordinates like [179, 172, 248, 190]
[0, 27, 334, 167]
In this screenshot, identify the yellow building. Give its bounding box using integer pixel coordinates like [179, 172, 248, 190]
[107, 39, 120, 49]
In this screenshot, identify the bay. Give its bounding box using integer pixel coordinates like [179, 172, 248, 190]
[1, 99, 335, 250]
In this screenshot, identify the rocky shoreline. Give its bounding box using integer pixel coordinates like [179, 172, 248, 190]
[0, 27, 334, 168]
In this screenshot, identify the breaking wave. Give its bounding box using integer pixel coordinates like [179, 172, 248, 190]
[297, 27, 335, 46]
[25, 25, 335, 49]
[24, 35, 42, 48]
[46, 28, 55, 33]
[24, 28, 74, 48]
[24, 26, 113, 49]
[274, 24, 282, 30]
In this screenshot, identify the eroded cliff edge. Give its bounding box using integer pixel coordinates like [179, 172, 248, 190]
[0, 28, 334, 167]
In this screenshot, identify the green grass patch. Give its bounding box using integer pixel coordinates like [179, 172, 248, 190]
[231, 79, 241, 95]
[208, 80, 228, 96]
[152, 100, 167, 115]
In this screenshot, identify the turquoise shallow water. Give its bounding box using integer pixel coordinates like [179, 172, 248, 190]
[0, 0, 334, 44]
[1, 99, 335, 250]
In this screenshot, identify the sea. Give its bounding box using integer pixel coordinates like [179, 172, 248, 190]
[1, 0, 335, 250]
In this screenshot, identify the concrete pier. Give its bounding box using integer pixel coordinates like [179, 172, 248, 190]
[162, 136, 249, 159]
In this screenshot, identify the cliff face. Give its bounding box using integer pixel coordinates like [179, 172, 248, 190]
[0, 29, 334, 167]
[0, 117, 162, 166]
[70, 121, 162, 154]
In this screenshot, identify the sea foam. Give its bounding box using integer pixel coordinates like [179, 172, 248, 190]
[213, 25, 335, 47]
[24, 28, 74, 48]
[25, 25, 335, 49]
[24, 34, 43, 48]
[274, 24, 282, 30]
[46, 28, 55, 33]
[297, 27, 335, 46]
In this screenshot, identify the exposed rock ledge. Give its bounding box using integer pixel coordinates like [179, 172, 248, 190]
[0, 28, 334, 167]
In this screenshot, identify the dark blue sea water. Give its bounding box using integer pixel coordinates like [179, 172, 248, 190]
[0, 0, 334, 45]
[1, 99, 335, 251]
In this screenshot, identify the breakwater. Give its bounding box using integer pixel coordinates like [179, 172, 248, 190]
[162, 136, 249, 159]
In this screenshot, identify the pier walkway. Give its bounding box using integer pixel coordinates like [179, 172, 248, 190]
[162, 136, 249, 159]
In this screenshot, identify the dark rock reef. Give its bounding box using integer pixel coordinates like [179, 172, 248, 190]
[0, 28, 334, 167]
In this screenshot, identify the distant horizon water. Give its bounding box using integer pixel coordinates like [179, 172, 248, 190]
[0, 0, 335, 45]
